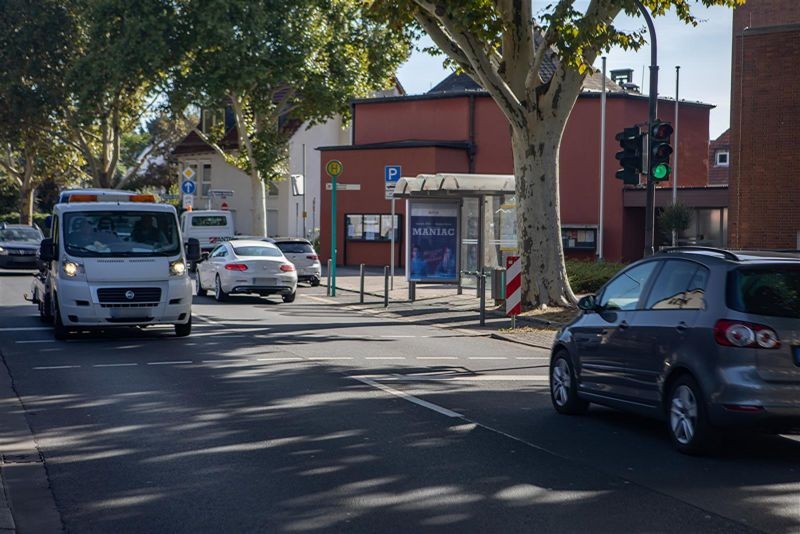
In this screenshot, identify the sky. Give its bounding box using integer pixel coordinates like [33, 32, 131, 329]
[395, 3, 734, 140]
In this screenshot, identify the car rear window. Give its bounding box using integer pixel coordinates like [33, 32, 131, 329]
[233, 246, 282, 257]
[727, 266, 800, 318]
[191, 216, 229, 227]
[276, 242, 313, 254]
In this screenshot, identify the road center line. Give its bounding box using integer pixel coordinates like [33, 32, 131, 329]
[350, 376, 463, 418]
[309, 357, 353, 360]
[146, 360, 193, 365]
[93, 363, 138, 368]
[16, 340, 56, 344]
[468, 357, 507, 360]
[256, 357, 303, 361]
[416, 357, 458, 360]
[34, 365, 80, 370]
[365, 357, 405, 360]
[516, 357, 549, 360]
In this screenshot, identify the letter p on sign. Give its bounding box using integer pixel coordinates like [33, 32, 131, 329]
[385, 165, 401, 183]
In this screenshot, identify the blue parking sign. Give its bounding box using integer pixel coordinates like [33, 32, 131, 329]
[385, 165, 401, 183]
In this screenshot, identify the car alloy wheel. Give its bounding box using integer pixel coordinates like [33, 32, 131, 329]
[549, 351, 589, 415]
[196, 270, 207, 296]
[214, 275, 227, 302]
[552, 359, 571, 407]
[670, 385, 698, 446]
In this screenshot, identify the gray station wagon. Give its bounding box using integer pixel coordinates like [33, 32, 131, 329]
[549, 247, 800, 454]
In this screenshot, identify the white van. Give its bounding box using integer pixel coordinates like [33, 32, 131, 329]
[180, 210, 236, 253]
[36, 193, 200, 339]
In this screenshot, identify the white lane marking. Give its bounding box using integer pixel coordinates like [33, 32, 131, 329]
[202, 359, 251, 365]
[516, 357, 549, 360]
[358, 374, 549, 382]
[193, 314, 222, 326]
[365, 357, 405, 360]
[351, 376, 463, 418]
[309, 357, 353, 360]
[16, 340, 56, 344]
[416, 357, 458, 360]
[468, 357, 507, 360]
[256, 357, 303, 362]
[0, 327, 51, 332]
[34, 365, 80, 370]
[146, 360, 193, 366]
[379, 335, 416, 338]
[93, 363, 138, 368]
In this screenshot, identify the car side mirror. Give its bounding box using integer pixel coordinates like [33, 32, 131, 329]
[577, 295, 597, 311]
[39, 238, 55, 263]
[200, 252, 209, 262]
[186, 238, 201, 262]
[44, 215, 52, 230]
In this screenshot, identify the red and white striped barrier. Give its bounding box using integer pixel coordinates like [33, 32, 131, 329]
[506, 255, 521, 317]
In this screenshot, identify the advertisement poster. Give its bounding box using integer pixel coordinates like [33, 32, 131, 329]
[407, 201, 459, 283]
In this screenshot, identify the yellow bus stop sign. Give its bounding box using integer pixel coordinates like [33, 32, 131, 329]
[325, 160, 343, 178]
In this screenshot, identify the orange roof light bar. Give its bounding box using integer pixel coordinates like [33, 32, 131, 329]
[68, 194, 98, 202]
[129, 194, 156, 203]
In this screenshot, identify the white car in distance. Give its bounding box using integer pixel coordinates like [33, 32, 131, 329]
[195, 240, 298, 302]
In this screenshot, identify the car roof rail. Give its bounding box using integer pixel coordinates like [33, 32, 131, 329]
[659, 246, 740, 261]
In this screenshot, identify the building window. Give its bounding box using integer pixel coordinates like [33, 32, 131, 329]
[201, 163, 212, 197]
[346, 214, 401, 241]
[267, 182, 279, 197]
[715, 150, 729, 167]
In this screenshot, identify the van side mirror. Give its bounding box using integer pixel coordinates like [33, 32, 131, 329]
[577, 295, 597, 311]
[39, 238, 55, 263]
[44, 215, 52, 230]
[186, 238, 201, 262]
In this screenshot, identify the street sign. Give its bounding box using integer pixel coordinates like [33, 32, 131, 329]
[325, 183, 360, 191]
[181, 167, 196, 180]
[385, 183, 396, 200]
[181, 180, 196, 195]
[325, 160, 343, 177]
[182, 194, 194, 210]
[220, 201, 229, 210]
[209, 189, 234, 198]
[384, 165, 401, 183]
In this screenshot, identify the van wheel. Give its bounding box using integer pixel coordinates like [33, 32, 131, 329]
[214, 275, 228, 302]
[196, 271, 207, 297]
[175, 316, 192, 337]
[53, 300, 68, 341]
[668, 375, 714, 455]
[282, 291, 296, 303]
[550, 350, 589, 415]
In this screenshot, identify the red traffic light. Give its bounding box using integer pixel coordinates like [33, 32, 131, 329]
[651, 122, 673, 139]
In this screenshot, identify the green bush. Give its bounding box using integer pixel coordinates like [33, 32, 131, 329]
[566, 259, 626, 294]
[0, 212, 50, 230]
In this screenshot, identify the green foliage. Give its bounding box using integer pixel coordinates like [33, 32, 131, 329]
[566, 260, 627, 294]
[0, 212, 49, 229]
[659, 203, 693, 234]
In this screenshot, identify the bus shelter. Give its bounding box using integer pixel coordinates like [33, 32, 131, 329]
[392, 173, 517, 290]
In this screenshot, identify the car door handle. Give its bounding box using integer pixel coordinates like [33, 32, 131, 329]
[676, 322, 688, 333]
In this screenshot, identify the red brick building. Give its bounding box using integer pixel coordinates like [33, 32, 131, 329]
[708, 129, 730, 186]
[320, 73, 721, 267]
[729, 0, 800, 249]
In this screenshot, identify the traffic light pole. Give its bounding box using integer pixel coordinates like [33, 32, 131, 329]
[636, 0, 659, 257]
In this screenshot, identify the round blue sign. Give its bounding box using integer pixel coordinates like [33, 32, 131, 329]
[181, 180, 196, 195]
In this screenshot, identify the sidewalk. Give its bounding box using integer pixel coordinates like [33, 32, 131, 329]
[320, 266, 567, 350]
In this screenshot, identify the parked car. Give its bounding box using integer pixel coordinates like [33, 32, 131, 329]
[195, 239, 297, 302]
[0, 223, 43, 270]
[272, 238, 321, 286]
[549, 246, 800, 454]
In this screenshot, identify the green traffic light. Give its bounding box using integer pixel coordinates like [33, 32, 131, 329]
[651, 163, 670, 181]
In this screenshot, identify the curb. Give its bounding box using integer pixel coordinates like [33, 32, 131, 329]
[490, 332, 554, 350]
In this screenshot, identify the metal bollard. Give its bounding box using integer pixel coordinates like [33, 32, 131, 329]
[326, 259, 332, 296]
[359, 264, 365, 304]
[384, 266, 390, 307]
[476, 272, 482, 298]
[408, 280, 416, 302]
[479, 268, 486, 326]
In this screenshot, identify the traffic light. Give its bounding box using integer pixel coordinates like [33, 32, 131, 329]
[615, 126, 643, 185]
[649, 120, 674, 181]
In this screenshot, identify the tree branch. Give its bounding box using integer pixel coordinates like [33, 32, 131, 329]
[497, 0, 533, 96]
[414, 10, 475, 77]
[229, 90, 257, 175]
[191, 126, 230, 162]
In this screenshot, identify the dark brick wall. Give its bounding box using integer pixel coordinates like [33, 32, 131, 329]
[729, 1, 800, 249]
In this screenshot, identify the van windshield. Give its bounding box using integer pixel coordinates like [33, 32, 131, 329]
[64, 211, 180, 257]
[727, 266, 800, 318]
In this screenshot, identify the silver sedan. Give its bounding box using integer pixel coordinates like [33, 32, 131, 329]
[196, 240, 298, 302]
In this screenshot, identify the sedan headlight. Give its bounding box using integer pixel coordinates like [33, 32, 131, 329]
[169, 259, 187, 276]
[62, 260, 84, 277]
[0, 247, 7, 256]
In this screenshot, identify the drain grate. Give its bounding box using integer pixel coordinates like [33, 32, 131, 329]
[2, 452, 42, 464]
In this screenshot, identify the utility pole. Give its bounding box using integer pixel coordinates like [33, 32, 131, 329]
[672, 66, 680, 246]
[636, 0, 659, 257]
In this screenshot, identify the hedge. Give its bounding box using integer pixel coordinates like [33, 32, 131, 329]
[566, 259, 626, 294]
[0, 212, 50, 230]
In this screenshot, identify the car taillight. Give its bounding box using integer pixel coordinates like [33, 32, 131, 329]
[225, 263, 248, 271]
[306, 255, 318, 260]
[713, 319, 780, 349]
[280, 264, 295, 272]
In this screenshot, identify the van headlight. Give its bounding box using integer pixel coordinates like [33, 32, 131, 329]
[169, 259, 186, 276]
[0, 247, 7, 256]
[62, 260, 84, 277]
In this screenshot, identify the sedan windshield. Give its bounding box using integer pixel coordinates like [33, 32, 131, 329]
[233, 246, 283, 257]
[64, 211, 180, 257]
[0, 227, 42, 243]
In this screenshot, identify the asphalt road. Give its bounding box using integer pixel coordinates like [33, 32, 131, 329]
[0, 271, 798, 533]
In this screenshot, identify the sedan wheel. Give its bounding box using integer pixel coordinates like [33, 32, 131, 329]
[214, 275, 228, 302]
[549, 351, 589, 415]
[667, 375, 714, 455]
